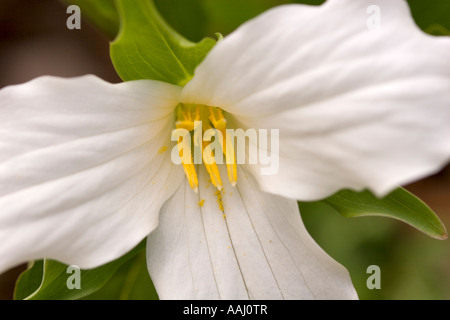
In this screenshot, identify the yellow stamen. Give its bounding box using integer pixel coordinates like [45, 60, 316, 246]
[177, 136, 198, 193]
[202, 142, 223, 191]
[176, 104, 197, 131]
[224, 131, 237, 187]
[175, 104, 238, 194]
[209, 107, 238, 187]
[183, 163, 198, 193]
[209, 107, 227, 131]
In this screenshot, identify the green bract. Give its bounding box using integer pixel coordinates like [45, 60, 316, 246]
[110, 0, 216, 85]
[407, 0, 450, 35]
[14, 241, 146, 300]
[301, 188, 448, 240]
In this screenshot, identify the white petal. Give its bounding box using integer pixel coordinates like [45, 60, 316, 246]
[181, 0, 450, 200]
[0, 76, 184, 273]
[147, 166, 357, 300]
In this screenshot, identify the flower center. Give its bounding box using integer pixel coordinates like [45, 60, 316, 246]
[175, 104, 237, 193]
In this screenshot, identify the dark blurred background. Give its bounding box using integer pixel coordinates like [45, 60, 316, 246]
[0, 0, 449, 300]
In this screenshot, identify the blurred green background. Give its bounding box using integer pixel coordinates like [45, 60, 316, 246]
[0, 0, 449, 300]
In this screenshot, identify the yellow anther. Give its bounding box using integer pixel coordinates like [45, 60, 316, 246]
[177, 136, 198, 193]
[227, 165, 238, 187]
[202, 142, 223, 191]
[208, 107, 238, 187]
[224, 131, 237, 187]
[182, 162, 198, 193]
[175, 104, 199, 192]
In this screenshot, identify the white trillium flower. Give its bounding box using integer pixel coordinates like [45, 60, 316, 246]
[1, 0, 449, 299]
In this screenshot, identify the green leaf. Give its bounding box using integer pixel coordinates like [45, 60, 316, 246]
[200, 0, 324, 37]
[154, 0, 210, 42]
[424, 24, 450, 36]
[14, 240, 146, 300]
[82, 250, 158, 300]
[110, 0, 216, 86]
[407, 0, 450, 35]
[61, 0, 119, 39]
[13, 260, 44, 300]
[304, 188, 448, 240]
